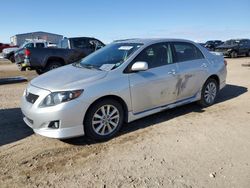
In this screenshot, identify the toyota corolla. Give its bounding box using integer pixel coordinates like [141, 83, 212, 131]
[21, 39, 227, 140]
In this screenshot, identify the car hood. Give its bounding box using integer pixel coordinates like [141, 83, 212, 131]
[31, 64, 108, 91]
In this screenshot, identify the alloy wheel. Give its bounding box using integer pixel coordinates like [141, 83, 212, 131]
[92, 105, 120, 136]
[204, 82, 217, 104]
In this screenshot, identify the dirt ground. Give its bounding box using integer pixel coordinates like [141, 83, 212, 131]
[0, 58, 249, 188]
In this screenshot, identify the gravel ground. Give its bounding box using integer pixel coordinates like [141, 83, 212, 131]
[0, 58, 250, 188]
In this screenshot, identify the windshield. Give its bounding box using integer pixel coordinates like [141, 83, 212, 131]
[21, 42, 34, 48]
[77, 43, 142, 71]
[224, 40, 240, 45]
[20, 42, 28, 48]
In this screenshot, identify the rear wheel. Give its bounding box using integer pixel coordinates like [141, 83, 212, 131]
[230, 51, 238, 58]
[84, 99, 124, 141]
[198, 78, 218, 107]
[35, 69, 44, 75]
[44, 61, 62, 72]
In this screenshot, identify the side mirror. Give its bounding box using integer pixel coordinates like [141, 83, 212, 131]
[131, 61, 148, 72]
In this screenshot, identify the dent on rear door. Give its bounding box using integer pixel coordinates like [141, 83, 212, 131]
[175, 59, 209, 101]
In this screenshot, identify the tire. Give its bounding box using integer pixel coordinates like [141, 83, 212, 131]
[198, 78, 219, 107]
[9, 54, 15, 63]
[44, 61, 62, 72]
[35, 69, 44, 75]
[84, 99, 124, 141]
[230, 51, 238, 58]
[246, 51, 250, 57]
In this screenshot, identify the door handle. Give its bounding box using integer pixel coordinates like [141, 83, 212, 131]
[168, 69, 176, 75]
[201, 63, 208, 68]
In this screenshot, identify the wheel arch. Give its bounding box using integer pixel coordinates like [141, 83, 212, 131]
[45, 56, 66, 67]
[84, 95, 129, 124]
[205, 74, 220, 88]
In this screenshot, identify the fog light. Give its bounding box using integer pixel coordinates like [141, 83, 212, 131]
[48, 121, 60, 129]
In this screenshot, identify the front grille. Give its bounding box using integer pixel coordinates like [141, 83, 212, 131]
[216, 49, 227, 53]
[26, 93, 39, 104]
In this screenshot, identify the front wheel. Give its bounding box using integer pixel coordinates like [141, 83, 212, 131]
[198, 78, 219, 107]
[84, 99, 124, 141]
[230, 51, 238, 58]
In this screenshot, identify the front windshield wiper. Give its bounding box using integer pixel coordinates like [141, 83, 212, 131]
[80, 64, 102, 71]
[72, 62, 101, 70]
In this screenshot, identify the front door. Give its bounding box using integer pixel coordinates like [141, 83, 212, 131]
[128, 43, 178, 114]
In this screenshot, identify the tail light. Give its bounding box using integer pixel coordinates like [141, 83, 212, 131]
[224, 60, 227, 66]
[25, 49, 31, 56]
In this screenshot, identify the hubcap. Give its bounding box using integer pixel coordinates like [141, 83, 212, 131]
[204, 82, 217, 104]
[92, 105, 120, 136]
[232, 52, 237, 58]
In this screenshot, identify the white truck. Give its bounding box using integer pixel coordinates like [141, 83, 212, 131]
[2, 39, 57, 63]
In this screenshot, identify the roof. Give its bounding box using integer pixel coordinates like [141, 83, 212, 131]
[13, 31, 63, 37]
[113, 38, 195, 45]
[66, 37, 96, 40]
[24, 39, 47, 42]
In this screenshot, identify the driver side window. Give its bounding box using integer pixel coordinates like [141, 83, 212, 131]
[24, 43, 34, 48]
[134, 43, 173, 69]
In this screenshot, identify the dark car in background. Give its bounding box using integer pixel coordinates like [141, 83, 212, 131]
[15, 37, 105, 74]
[215, 39, 250, 58]
[204, 40, 223, 51]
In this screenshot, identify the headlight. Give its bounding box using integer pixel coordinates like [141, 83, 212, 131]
[39, 90, 83, 107]
[23, 89, 27, 96]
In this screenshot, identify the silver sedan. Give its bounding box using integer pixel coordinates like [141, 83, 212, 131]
[21, 39, 227, 140]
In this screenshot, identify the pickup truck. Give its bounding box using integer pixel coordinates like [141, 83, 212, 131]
[215, 39, 250, 58]
[8, 39, 56, 63]
[15, 37, 105, 74]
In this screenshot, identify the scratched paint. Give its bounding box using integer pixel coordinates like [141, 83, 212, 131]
[175, 74, 193, 96]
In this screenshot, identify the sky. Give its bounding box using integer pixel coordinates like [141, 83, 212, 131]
[1, 0, 250, 43]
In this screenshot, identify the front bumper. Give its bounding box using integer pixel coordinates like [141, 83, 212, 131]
[215, 50, 231, 57]
[21, 84, 89, 139]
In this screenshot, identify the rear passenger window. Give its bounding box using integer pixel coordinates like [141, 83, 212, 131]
[134, 43, 173, 69]
[173, 42, 204, 62]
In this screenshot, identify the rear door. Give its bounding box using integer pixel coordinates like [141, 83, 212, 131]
[128, 42, 179, 114]
[172, 42, 209, 101]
